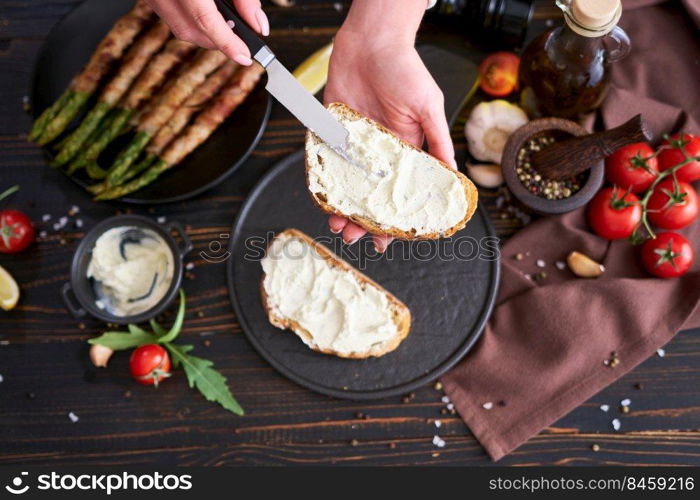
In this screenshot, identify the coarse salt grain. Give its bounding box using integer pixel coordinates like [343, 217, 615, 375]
[612, 418, 621, 431]
[157, 216, 166, 224]
[0, 374, 3, 383]
[657, 348, 665, 357]
[59, 216, 68, 225]
[555, 261, 566, 270]
[536, 259, 545, 268]
[436, 439, 446, 448]
[482, 402, 493, 410]
[441, 396, 450, 404]
[620, 398, 631, 407]
[432, 435, 441, 446]
[186, 262, 195, 270]
[600, 404, 609, 412]
[446, 403, 454, 410]
[52, 223, 60, 231]
[68, 412, 79, 423]
[434, 420, 442, 428]
[0, 340, 9, 345]
[42, 214, 51, 222]
[70, 205, 80, 214]
[75, 219, 83, 228]
[39, 231, 47, 238]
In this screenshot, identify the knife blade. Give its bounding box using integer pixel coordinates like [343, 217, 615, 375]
[212, 0, 351, 160]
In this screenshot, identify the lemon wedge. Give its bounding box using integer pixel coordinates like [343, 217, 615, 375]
[0, 265, 20, 311]
[293, 42, 333, 95]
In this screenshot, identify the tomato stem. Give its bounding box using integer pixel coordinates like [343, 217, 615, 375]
[631, 134, 700, 243]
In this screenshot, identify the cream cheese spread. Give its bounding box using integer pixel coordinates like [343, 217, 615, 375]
[87, 226, 175, 317]
[307, 112, 469, 236]
[261, 234, 399, 355]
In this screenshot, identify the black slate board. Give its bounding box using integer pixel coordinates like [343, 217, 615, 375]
[227, 150, 499, 399]
[227, 44, 498, 400]
[31, 0, 271, 204]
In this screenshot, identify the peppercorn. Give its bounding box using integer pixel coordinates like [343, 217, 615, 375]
[516, 135, 586, 200]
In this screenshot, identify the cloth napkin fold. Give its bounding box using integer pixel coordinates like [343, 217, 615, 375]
[442, 0, 700, 461]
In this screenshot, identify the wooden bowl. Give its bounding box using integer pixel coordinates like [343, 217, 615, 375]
[502, 118, 604, 215]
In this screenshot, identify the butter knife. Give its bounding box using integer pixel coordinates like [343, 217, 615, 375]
[213, 0, 352, 161]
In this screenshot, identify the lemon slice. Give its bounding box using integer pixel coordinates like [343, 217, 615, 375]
[293, 42, 333, 95]
[0, 265, 20, 311]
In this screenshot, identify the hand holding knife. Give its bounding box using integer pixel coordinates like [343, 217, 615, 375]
[212, 0, 353, 162]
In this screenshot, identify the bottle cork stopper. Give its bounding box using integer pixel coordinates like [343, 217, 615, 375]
[572, 0, 620, 29]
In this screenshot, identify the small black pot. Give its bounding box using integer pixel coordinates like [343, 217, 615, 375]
[62, 215, 192, 324]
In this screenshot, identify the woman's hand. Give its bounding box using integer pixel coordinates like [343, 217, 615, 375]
[145, 0, 269, 66]
[323, 1, 455, 252]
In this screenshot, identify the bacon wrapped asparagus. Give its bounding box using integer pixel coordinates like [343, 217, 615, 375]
[88, 59, 238, 193]
[53, 20, 171, 167]
[30, 0, 155, 145]
[69, 39, 197, 173]
[96, 63, 264, 200]
[104, 49, 228, 186]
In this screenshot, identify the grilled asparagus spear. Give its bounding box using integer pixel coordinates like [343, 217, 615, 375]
[69, 39, 197, 171]
[30, 0, 154, 145]
[104, 49, 228, 186]
[53, 21, 171, 167]
[96, 64, 264, 200]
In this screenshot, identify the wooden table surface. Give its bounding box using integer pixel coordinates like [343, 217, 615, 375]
[1, 0, 699, 466]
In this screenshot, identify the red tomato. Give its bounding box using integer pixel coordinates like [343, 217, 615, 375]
[641, 232, 694, 278]
[605, 142, 659, 193]
[647, 179, 699, 230]
[0, 210, 35, 254]
[657, 133, 700, 183]
[130, 344, 171, 387]
[587, 187, 642, 240]
[479, 52, 519, 97]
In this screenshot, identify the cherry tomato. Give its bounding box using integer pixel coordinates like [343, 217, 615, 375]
[657, 133, 700, 183]
[129, 344, 171, 387]
[605, 142, 659, 193]
[587, 187, 642, 240]
[479, 52, 519, 97]
[641, 232, 694, 278]
[0, 210, 35, 254]
[647, 179, 699, 230]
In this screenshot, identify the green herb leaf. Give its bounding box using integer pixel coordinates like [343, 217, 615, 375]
[150, 319, 167, 337]
[165, 343, 244, 416]
[156, 289, 186, 344]
[88, 330, 156, 350]
[0, 185, 20, 203]
[128, 324, 149, 335]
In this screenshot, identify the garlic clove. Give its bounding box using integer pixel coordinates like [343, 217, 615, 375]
[466, 163, 503, 188]
[465, 100, 528, 163]
[89, 344, 114, 368]
[566, 251, 605, 278]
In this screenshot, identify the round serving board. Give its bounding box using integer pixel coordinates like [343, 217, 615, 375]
[31, 0, 271, 204]
[227, 150, 500, 399]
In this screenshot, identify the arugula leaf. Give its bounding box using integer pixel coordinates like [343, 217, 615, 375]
[166, 343, 244, 416]
[155, 289, 186, 344]
[88, 330, 156, 350]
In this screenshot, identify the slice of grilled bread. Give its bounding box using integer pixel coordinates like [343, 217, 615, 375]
[260, 228, 411, 359]
[305, 103, 478, 239]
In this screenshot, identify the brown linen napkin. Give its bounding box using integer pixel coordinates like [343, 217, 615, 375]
[441, 0, 700, 461]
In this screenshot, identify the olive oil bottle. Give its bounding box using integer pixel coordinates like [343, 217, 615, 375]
[519, 0, 630, 119]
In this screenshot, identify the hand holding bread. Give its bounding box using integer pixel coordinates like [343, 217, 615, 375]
[324, 29, 460, 250]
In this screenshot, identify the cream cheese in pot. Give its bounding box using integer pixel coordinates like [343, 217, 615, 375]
[87, 226, 175, 317]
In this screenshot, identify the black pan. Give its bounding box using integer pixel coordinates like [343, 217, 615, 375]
[31, 0, 271, 204]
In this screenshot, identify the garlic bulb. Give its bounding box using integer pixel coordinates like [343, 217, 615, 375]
[465, 163, 503, 188]
[465, 100, 528, 163]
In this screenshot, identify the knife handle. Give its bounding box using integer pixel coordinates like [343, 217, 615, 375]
[213, 0, 267, 58]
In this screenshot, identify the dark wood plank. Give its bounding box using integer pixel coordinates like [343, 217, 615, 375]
[0, 0, 698, 467]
